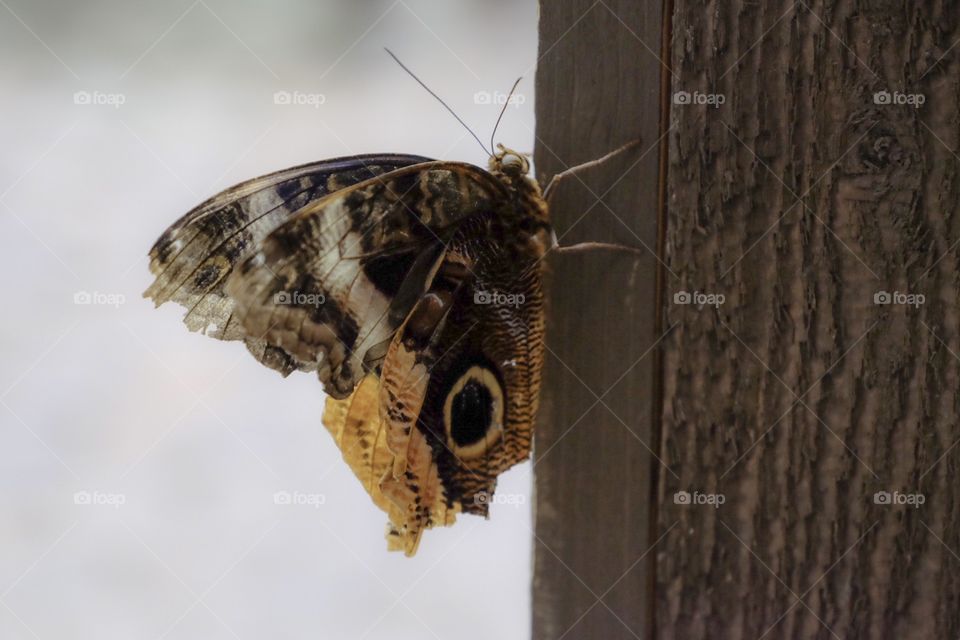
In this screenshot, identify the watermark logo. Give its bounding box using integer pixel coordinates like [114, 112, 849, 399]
[273, 490, 325, 508]
[873, 90, 925, 109]
[673, 490, 725, 508]
[73, 290, 125, 308]
[473, 491, 526, 507]
[273, 90, 326, 108]
[873, 290, 924, 308]
[873, 490, 924, 508]
[673, 290, 725, 308]
[473, 90, 526, 107]
[474, 289, 525, 308]
[74, 490, 126, 509]
[273, 291, 326, 307]
[673, 90, 725, 108]
[73, 90, 126, 109]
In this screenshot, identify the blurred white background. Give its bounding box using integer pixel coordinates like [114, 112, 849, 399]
[0, 1, 539, 638]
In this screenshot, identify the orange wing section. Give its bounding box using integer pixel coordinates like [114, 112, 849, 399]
[322, 370, 459, 556]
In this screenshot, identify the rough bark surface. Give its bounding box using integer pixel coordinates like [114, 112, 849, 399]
[533, 1, 665, 639]
[658, 2, 960, 639]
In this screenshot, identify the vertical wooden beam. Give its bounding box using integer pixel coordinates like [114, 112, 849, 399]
[533, 1, 666, 638]
[538, 0, 960, 637]
[657, 2, 960, 638]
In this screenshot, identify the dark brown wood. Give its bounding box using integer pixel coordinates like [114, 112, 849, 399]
[533, 1, 666, 638]
[658, 1, 960, 639]
[537, 0, 960, 638]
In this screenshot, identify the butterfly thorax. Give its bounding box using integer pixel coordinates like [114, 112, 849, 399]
[488, 146, 552, 262]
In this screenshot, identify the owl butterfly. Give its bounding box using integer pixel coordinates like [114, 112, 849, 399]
[145, 56, 639, 555]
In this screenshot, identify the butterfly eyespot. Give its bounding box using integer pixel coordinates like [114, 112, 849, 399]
[442, 365, 505, 459]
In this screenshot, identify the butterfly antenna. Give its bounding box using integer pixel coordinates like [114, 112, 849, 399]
[490, 77, 522, 155]
[385, 48, 489, 157]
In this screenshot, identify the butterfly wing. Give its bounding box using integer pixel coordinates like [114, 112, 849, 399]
[223, 162, 507, 399]
[324, 220, 545, 555]
[144, 153, 431, 375]
[148, 156, 544, 556]
[398, 225, 545, 511]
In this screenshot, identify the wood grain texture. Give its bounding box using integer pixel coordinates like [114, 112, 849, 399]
[533, 1, 665, 638]
[658, 1, 960, 638]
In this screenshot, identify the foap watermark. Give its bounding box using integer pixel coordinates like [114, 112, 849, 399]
[273, 90, 326, 108]
[473, 491, 526, 508]
[473, 90, 526, 107]
[273, 490, 326, 508]
[873, 490, 925, 509]
[873, 290, 924, 308]
[673, 90, 725, 108]
[673, 290, 725, 308]
[74, 490, 126, 509]
[673, 490, 725, 508]
[873, 90, 925, 109]
[274, 291, 326, 307]
[474, 289, 525, 308]
[74, 290, 125, 308]
[73, 90, 126, 109]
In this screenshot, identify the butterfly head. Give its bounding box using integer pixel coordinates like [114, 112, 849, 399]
[489, 144, 530, 178]
[487, 145, 553, 259]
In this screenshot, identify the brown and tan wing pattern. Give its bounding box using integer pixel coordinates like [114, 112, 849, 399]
[144, 154, 431, 375]
[323, 218, 545, 554]
[321, 372, 454, 556]
[147, 151, 548, 556]
[401, 219, 545, 516]
[224, 162, 507, 399]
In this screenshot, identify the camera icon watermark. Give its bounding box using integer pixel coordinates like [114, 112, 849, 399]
[873, 290, 924, 308]
[73, 490, 126, 509]
[273, 291, 326, 307]
[673, 490, 725, 508]
[473, 491, 526, 508]
[273, 90, 326, 108]
[273, 490, 326, 508]
[873, 90, 925, 109]
[673, 290, 725, 308]
[73, 290, 126, 308]
[873, 490, 924, 508]
[73, 90, 126, 109]
[473, 90, 526, 107]
[673, 90, 725, 108]
[474, 289, 525, 308]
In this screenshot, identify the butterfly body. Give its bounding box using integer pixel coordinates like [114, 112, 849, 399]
[147, 147, 549, 555]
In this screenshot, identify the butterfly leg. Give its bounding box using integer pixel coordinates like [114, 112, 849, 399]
[543, 138, 648, 259]
[541, 138, 643, 203]
[552, 241, 648, 258]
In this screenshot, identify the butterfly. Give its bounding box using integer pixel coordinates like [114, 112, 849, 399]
[145, 52, 640, 555]
[145, 140, 557, 554]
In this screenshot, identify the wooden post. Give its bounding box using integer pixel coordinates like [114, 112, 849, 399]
[533, 1, 666, 638]
[536, 1, 960, 638]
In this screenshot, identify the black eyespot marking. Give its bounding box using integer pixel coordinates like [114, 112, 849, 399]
[450, 380, 493, 447]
